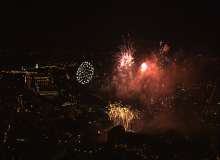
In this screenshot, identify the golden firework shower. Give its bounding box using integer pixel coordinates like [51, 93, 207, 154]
[107, 102, 139, 131]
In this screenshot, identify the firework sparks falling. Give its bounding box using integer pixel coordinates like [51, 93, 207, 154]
[107, 102, 139, 131]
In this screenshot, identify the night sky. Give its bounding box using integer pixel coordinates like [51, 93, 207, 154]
[1, 1, 220, 55]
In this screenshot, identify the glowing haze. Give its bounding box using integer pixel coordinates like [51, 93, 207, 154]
[98, 41, 210, 136]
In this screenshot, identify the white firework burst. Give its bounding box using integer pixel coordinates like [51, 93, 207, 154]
[76, 61, 94, 85]
[117, 43, 135, 71]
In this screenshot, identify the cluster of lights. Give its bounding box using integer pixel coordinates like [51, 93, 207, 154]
[76, 61, 94, 85]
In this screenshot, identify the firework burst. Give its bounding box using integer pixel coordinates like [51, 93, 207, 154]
[117, 45, 135, 71]
[107, 102, 139, 131]
[76, 61, 94, 85]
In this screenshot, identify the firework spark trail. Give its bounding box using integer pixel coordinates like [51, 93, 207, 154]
[116, 40, 135, 72]
[118, 47, 134, 71]
[107, 102, 139, 131]
[112, 43, 136, 98]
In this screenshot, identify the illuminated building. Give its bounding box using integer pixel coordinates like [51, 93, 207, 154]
[25, 74, 58, 96]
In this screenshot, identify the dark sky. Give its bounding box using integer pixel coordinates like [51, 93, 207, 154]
[1, 1, 220, 55]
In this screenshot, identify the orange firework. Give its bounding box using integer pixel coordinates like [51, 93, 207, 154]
[107, 102, 139, 131]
